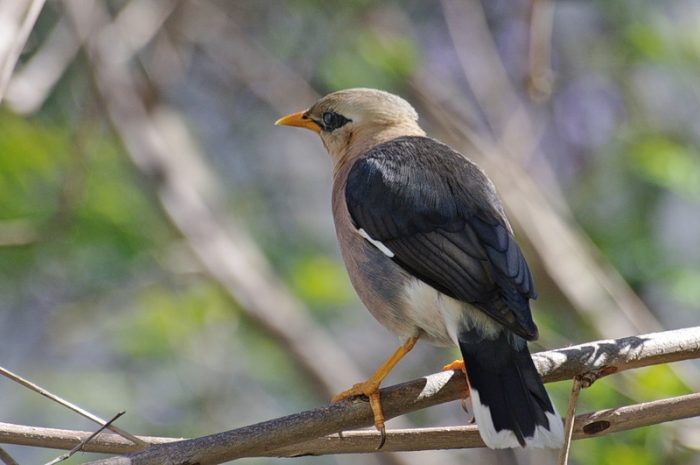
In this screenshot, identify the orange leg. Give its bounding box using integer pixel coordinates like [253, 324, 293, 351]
[332, 336, 418, 448]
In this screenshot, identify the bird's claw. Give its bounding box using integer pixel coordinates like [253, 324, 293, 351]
[377, 424, 387, 449]
[460, 397, 475, 423]
[332, 382, 387, 449]
[367, 390, 387, 449]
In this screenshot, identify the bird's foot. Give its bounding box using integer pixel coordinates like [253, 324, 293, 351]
[332, 380, 386, 449]
[442, 359, 467, 374]
[330, 337, 419, 450]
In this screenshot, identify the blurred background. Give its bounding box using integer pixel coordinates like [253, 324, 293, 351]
[1, 0, 699, 464]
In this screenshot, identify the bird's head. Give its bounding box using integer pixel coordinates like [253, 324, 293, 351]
[276, 88, 424, 162]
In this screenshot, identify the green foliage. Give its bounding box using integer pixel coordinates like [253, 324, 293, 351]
[0, 110, 68, 219]
[626, 136, 700, 202]
[114, 282, 232, 360]
[624, 23, 667, 61]
[666, 267, 700, 307]
[633, 365, 688, 400]
[288, 254, 354, 311]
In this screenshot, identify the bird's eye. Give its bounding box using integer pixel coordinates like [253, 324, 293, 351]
[321, 111, 351, 132]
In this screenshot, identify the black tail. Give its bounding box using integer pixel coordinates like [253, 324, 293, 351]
[458, 330, 563, 448]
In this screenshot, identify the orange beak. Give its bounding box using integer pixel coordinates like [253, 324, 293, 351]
[275, 110, 321, 133]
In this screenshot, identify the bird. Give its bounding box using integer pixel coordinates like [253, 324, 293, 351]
[275, 88, 564, 449]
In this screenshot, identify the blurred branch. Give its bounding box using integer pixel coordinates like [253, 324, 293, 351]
[0, 219, 40, 246]
[441, 0, 532, 140]
[63, 0, 367, 398]
[0, 0, 46, 104]
[0, 326, 691, 464]
[5, 14, 79, 114]
[0, 448, 19, 465]
[6, 0, 174, 114]
[440, 0, 539, 161]
[527, 0, 556, 102]
[175, 0, 319, 111]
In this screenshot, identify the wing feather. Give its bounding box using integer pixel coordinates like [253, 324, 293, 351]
[346, 136, 538, 339]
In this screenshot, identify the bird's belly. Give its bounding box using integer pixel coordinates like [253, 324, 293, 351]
[399, 278, 465, 346]
[341, 233, 462, 346]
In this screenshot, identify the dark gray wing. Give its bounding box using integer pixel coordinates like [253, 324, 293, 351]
[346, 136, 538, 340]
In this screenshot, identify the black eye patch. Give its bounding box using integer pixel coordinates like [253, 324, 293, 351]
[321, 111, 352, 132]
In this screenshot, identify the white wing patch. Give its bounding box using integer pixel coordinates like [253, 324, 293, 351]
[358, 228, 395, 257]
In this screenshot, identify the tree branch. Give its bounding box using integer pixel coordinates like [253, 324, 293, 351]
[4, 393, 699, 458]
[256, 393, 700, 456]
[1, 327, 694, 464]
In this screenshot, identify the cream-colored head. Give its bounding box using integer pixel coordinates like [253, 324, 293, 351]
[276, 88, 425, 164]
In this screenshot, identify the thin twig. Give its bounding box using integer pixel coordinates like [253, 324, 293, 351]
[0, 447, 19, 465]
[0, 0, 47, 103]
[558, 377, 582, 465]
[0, 366, 145, 448]
[43, 411, 125, 465]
